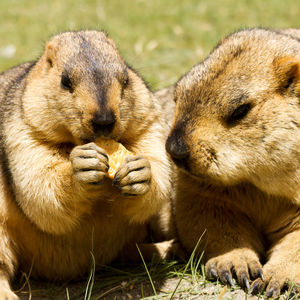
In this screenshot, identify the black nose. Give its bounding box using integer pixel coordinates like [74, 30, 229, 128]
[92, 109, 116, 136]
[166, 129, 190, 166]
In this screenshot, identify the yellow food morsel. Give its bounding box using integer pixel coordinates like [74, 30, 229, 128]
[95, 139, 132, 179]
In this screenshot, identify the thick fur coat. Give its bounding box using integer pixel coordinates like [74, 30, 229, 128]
[166, 28, 300, 297]
[0, 31, 173, 299]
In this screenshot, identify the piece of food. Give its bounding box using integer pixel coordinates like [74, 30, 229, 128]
[95, 139, 133, 179]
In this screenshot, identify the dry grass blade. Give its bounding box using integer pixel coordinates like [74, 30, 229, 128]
[84, 251, 96, 300]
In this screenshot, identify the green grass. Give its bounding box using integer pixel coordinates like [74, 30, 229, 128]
[15, 255, 300, 299]
[3, 0, 300, 299]
[2, 0, 300, 90]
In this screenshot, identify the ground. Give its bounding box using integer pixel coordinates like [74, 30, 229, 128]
[2, 0, 300, 299]
[13, 261, 300, 299]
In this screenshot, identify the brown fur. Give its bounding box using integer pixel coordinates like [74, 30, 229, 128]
[0, 31, 173, 298]
[155, 85, 175, 128]
[166, 28, 300, 297]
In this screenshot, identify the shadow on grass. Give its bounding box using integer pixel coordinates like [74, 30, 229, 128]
[13, 258, 187, 300]
[12, 259, 300, 299]
[12, 235, 206, 299]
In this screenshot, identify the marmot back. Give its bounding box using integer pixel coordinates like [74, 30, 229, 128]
[0, 31, 173, 299]
[166, 28, 300, 297]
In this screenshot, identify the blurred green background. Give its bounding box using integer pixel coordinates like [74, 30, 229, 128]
[1, 0, 300, 90]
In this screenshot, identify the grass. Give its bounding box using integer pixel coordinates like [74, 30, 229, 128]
[84, 252, 96, 300]
[137, 244, 158, 297]
[2, 0, 300, 90]
[12, 234, 300, 298]
[3, 0, 300, 299]
[14, 244, 300, 299]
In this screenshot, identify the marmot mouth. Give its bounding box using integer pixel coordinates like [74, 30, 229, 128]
[92, 122, 116, 138]
[89, 133, 120, 144]
[76, 129, 119, 145]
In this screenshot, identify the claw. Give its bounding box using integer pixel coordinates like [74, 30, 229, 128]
[250, 279, 263, 295]
[224, 271, 234, 287]
[287, 292, 295, 300]
[210, 268, 218, 279]
[112, 174, 120, 185]
[241, 273, 250, 290]
[257, 268, 264, 281]
[266, 282, 281, 298]
[266, 286, 275, 298]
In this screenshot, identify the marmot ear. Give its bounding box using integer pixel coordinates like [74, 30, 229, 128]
[106, 37, 117, 49]
[273, 57, 300, 94]
[44, 41, 58, 69]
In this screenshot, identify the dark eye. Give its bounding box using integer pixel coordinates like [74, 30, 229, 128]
[227, 103, 252, 123]
[61, 74, 73, 92]
[122, 76, 129, 88]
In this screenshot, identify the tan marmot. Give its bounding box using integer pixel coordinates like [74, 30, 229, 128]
[0, 30, 173, 299]
[166, 28, 300, 297]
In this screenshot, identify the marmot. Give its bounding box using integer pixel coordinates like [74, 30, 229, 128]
[166, 28, 300, 297]
[0, 30, 173, 299]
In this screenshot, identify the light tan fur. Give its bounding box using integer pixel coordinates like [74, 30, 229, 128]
[166, 28, 300, 297]
[0, 31, 173, 298]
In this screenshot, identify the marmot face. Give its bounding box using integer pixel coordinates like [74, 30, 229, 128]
[166, 30, 300, 193]
[21, 31, 145, 145]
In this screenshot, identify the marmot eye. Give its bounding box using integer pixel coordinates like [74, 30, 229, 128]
[61, 74, 73, 92]
[123, 77, 129, 88]
[227, 103, 251, 123]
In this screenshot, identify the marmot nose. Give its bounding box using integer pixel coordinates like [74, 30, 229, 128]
[166, 132, 190, 163]
[92, 110, 116, 136]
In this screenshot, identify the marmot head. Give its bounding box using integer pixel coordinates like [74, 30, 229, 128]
[22, 31, 154, 145]
[166, 29, 300, 198]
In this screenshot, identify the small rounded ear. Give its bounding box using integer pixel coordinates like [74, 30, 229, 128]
[106, 36, 124, 62]
[106, 37, 118, 50]
[273, 56, 300, 94]
[44, 41, 58, 69]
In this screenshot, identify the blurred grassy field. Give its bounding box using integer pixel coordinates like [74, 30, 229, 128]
[1, 0, 300, 90]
